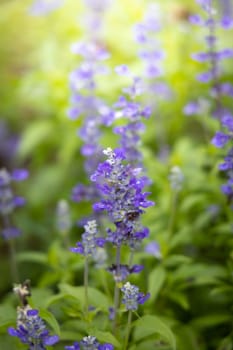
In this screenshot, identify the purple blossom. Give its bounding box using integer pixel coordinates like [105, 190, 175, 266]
[70, 220, 105, 257]
[211, 131, 230, 148]
[0, 168, 27, 240]
[29, 0, 64, 16]
[145, 241, 161, 259]
[121, 282, 150, 311]
[8, 306, 59, 349]
[65, 335, 113, 350]
[91, 148, 154, 248]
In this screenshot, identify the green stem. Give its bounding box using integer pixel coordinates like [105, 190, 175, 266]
[3, 215, 19, 282]
[128, 250, 134, 268]
[168, 191, 178, 238]
[84, 256, 89, 316]
[113, 245, 121, 334]
[124, 310, 132, 350]
[8, 239, 19, 283]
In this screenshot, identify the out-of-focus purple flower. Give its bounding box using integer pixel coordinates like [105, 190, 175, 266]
[0, 121, 19, 167]
[121, 282, 150, 311]
[145, 241, 161, 259]
[29, 0, 64, 16]
[211, 131, 230, 148]
[0, 168, 27, 240]
[65, 335, 114, 350]
[188, 0, 233, 206]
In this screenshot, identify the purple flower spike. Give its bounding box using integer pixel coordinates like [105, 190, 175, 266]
[91, 148, 154, 248]
[145, 241, 161, 258]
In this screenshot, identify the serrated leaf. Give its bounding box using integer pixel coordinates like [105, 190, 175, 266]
[134, 315, 176, 350]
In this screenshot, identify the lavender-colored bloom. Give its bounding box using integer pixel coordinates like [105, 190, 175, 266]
[8, 306, 59, 349]
[0, 168, 27, 240]
[145, 241, 162, 259]
[211, 131, 230, 148]
[65, 335, 113, 350]
[91, 148, 154, 249]
[69, 40, 112, 209]
[188, 0, 233, 206]
[70, 220, 105, 257]
[107, 264, 143, 283]
[121, 282, 150, 311]
[134, 3, 171, 102]
[29, 0, 64, 16]
[0, 121, 19, 167]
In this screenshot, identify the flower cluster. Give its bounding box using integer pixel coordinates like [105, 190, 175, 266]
[70, 220, 105, 257]
[121, 282, 150, 311]
[9, 307, 59, 350]
[185, 0, 233, 204]
[65, 335, 113, 350]
[91, 147, 154, 249]
[8, 281, 59, 350]
[0, 168, 28, 240]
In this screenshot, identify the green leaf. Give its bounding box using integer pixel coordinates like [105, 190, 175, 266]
[133, 315, 176, 350]
[148, 266, 166, 301]
[164, 255, 192, 268]
[39, 309, 61, 336]
[90, 330, 121, 348]
[19, 120, 53, 158]
[16, 251, 47, 265]
[190, 314, 232, 329]
[59, 283, 110, 311]
[0, 305, 15, 330]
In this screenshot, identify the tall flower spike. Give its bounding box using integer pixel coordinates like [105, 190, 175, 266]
[91, 148, 154, 249]
[69, 1, 113, 209]
[185, 0, 233, 205]
[121, 281, 150, 311]
[134, 3, 171, 102]
[0, 168, 28, 240]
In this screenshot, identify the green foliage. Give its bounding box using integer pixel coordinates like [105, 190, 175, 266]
[1, 0, 233, 349]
